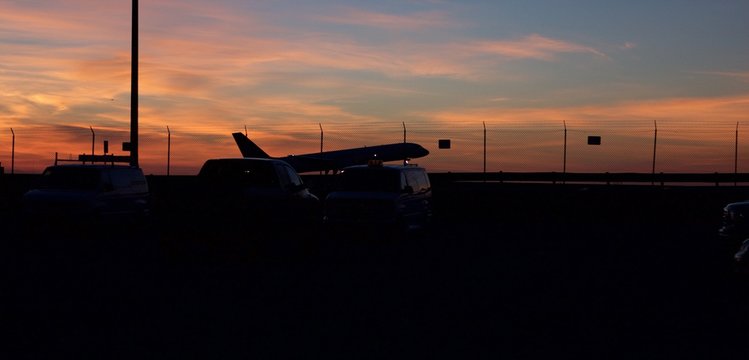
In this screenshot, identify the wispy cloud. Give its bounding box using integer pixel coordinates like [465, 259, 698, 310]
[318, 8, 453, 30]
[469, 34, 608, 61]
[0, 2, 129, 46]
[423, 94, 749, 129]
[701, 71, 749, 82]
[620, 41, 637, 50]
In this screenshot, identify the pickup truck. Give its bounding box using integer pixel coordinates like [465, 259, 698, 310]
[197, 158, 320, 227]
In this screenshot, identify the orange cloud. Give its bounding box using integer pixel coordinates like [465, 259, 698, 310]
[469, 34, 607, 61]
[0, 2, 129, 43]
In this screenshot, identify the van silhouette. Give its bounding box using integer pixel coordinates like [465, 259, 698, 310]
[324, 164, 432, 231]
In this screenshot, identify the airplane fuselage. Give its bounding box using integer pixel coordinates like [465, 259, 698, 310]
[281, 142, 429, 173]
[232, 132, 429, 173]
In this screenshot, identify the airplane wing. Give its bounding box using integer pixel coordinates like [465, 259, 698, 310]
[282, 155, 336, 173]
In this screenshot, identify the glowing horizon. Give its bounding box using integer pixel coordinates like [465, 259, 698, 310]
[1, 1, 748, 175]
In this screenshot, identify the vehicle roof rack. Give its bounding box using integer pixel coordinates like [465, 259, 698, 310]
[54, 152, 132, 166]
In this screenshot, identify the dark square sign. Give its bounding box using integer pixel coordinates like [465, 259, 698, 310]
[438, 139, 451, 149]
[587, 136, 601, 145]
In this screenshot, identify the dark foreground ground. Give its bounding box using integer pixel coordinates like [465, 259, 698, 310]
[3, 180, 749, 359]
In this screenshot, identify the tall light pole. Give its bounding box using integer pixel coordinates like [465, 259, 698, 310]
[130, 0, 139, 168]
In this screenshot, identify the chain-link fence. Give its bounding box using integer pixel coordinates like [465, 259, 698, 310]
[1, 120, 746, 175]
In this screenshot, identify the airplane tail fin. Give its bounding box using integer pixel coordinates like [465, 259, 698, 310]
[232, 132, 270, 158]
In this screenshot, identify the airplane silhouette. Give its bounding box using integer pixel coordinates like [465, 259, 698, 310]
[232, 132, 429, 173]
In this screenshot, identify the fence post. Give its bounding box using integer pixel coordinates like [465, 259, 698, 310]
[90, 126, 95, 164]
[166, 126, 171, 176]
[651, 120, 657, 186]
[483, 121, 487, 182]
[563, 121, 567, 184]
[735, 122, 739, 186]
[10, 128, 15, 175]
[402, 122, 407, 166]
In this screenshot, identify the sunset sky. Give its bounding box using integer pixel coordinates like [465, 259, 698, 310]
[1, 0, 748, 174]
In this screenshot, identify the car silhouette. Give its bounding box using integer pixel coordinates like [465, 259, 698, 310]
[719, 201, 749, 247]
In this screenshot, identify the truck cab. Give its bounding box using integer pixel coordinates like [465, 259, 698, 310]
[22, 165, 150, 223]
[197, 158, 320, 224]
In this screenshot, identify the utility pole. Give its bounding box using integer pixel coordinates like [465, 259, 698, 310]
[129, 0, 139, 168]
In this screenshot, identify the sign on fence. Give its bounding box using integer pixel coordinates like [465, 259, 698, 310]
[588, 136, 601, 145]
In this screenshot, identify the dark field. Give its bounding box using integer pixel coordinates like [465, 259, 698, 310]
[3, 177, 749, 359]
